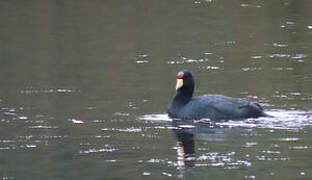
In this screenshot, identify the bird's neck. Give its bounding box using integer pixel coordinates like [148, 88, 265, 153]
[173, 89, 193, 106]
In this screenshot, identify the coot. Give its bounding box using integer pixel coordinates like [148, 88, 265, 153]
[168, 70, 268, 120]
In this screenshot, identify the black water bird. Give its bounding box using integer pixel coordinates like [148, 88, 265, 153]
[168, 70, 269, 121]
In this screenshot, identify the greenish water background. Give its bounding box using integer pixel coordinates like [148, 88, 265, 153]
[0, 0, 312, 179]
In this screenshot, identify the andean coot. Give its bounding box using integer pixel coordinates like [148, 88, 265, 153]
[168, 70, 268, 120]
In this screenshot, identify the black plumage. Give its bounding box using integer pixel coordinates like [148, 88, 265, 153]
[168, 70, 268, 120]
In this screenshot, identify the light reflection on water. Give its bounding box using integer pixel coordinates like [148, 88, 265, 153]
[1, 87, 312, 179]
[0, 0, 312, 179]
[139, 110, 312, 130]
[1, 106, 312, 179]
[138, 111, 312, 178]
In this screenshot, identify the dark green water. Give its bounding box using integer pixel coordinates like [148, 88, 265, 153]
[1, 0, 312, 179]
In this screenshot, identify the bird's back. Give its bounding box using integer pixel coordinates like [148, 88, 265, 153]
[171, 94, 265, 120]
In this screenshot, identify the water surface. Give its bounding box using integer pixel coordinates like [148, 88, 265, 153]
[1, 0, 312, 179]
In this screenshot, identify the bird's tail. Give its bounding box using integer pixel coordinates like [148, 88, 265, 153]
[262, 112, 273, 118]
[254, 103, 273, 118]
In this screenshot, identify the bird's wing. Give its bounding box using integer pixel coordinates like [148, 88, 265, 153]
[191, 95, 253, 119]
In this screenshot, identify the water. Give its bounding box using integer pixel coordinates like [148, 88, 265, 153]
[0, 0, 312, 179]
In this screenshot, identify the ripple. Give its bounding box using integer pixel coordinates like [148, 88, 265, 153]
[101, 127, 143, 133]
[3, 108, 17, 116]
[241, 67, 262, 72]
[69, 118, 84, 124]
[79, 147, 119, 154]
[244, 142, 258, 148]
[25, 144, 37, 148]
[135, 54, 149, 64]
[251, 56, 262, 60]
[0, 177, 14, 180]
[280, 21, 296, 30]
[204, 66, 220, 70]
[289, 92, 301, 96]
[20, 88, 80, 95]
[289, 146, 311, 150]
[29, 125, 58, 129]
[291, 54, 307, 59]
[0, 147, 11, 150]
[142, 172, 151, 176]
[268, 54, 291, 58]
[272, 67, 294, 71]
[113, 112, 130, 116]
[279, 137, 299, 142]
[140, 110, 312, 130]
[255, 155, 290, 161]
[219, 110, 312, 130]
[138, 114, 171, 122]
[262, 150, 280, 154]
[136, 60, 148, 64]
[147, 158, 164, 163]
[162, 172, 172, 177]
[196, 151, 251, 168]
[19, 116, 28, 120]
[167, 57, 208, 65]
[0, 140, 15, 143]
[273, 43, 288, 48]
[240, 3, 262, 8]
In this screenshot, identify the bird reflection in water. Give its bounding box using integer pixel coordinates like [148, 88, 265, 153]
[171, 120, 196, 170]
[170, 119, 248, 177]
